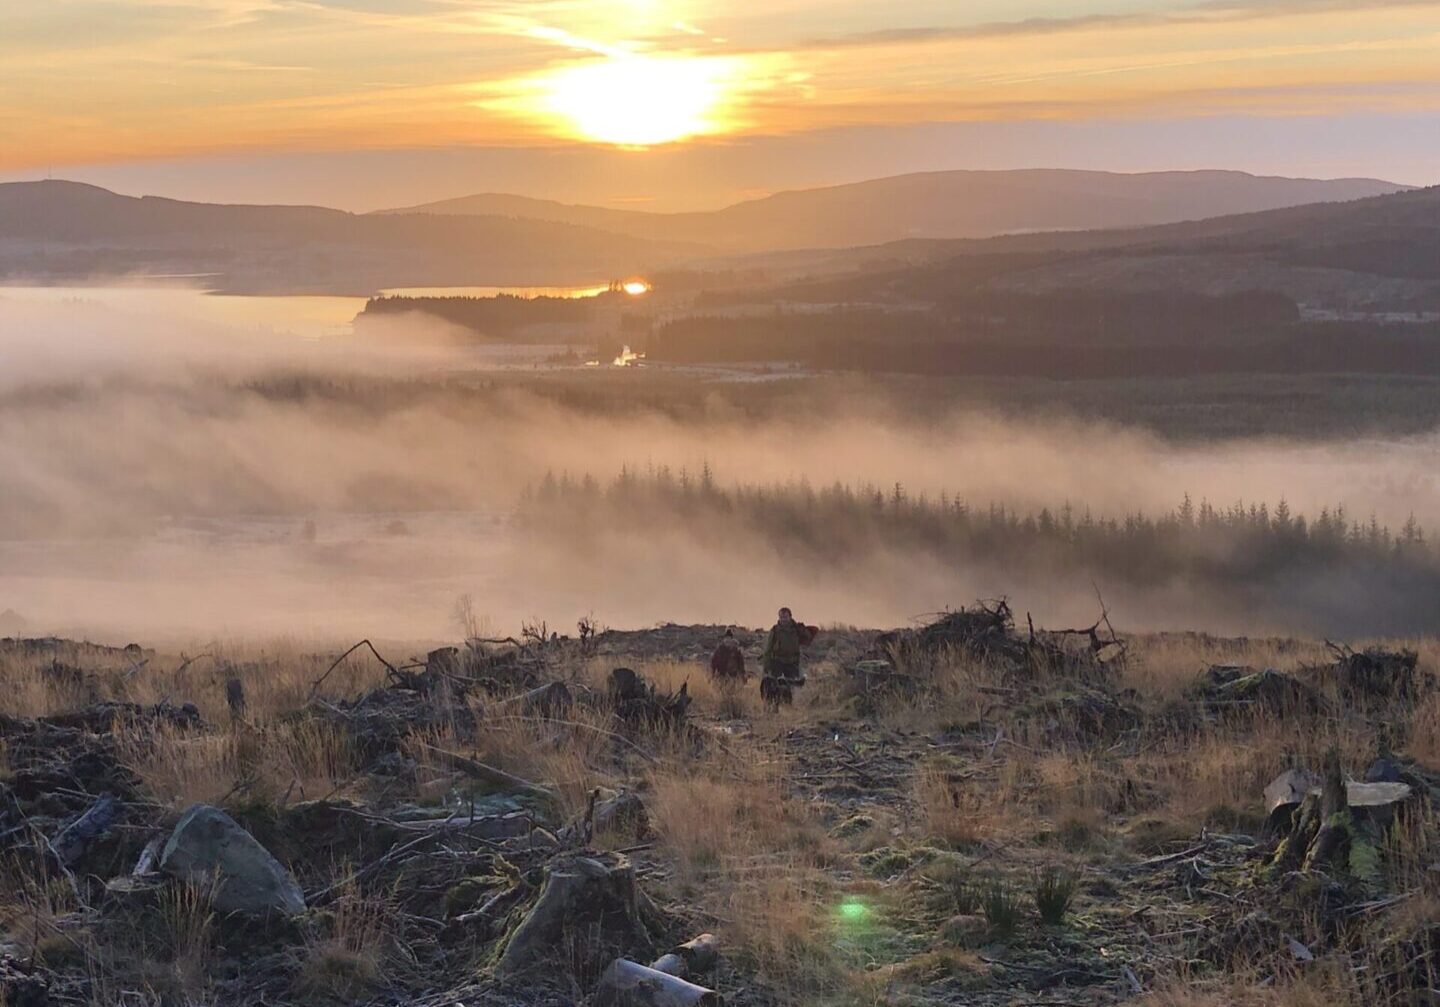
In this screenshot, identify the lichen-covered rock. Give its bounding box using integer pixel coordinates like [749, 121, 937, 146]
[160, 804, 305, 916]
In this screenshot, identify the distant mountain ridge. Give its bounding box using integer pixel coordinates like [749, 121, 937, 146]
[378, 169, 1411, 253]
[756, 185, 1440, 313]
[0, 171, 1416, 294]
[0, 180, 695, 294]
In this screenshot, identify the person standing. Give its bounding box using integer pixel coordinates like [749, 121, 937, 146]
[762, 607, 812, 686]
[709, 628, 748, 681]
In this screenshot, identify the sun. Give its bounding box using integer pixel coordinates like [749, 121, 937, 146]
[541, 54, 735, 147]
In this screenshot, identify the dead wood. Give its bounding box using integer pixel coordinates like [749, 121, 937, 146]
[416, 742, 555, 800]
[496, 852, 662, 977]
[496, 680, 573, 718]
[51, 792, 120, 866]
[308, 638, 399, 699]
[650, 934, 720, 978]
[593, 958, 723, 1006]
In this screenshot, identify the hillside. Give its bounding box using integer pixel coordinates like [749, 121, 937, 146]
[2, 615, 1437, 1006]
[641, 186, 1440, 378]
[381, 169, 1409, 253]
[0, 180, 697, 294]
[741, 185, 1440, 309]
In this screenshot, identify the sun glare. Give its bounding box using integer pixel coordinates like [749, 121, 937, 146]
[622, 280, 650, 295]
[542, 54, 736, 146]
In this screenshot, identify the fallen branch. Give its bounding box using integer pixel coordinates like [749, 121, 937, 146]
[1120, 842, 1210, 873]
[308, 811, 507, 905]
[308, 639, 399, 699]
[417, 743, 555, 800]
[484, 715, 659, 764]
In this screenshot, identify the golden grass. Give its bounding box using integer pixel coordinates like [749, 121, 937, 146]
[0, 639, 397, 722]
[115, 717, 358, 809]
[0, 848, 81, 962]
[157, 882, 216, 998]
[721, 864, 845, 995]
[911, 760, 1028, 848]
[294, 885, 391, 1003]
[4, 626, 1438, 1005]
[1141, 978, 1337, 1007]
[1120, 634, 1329, 699]
[422, 698, 621, 821]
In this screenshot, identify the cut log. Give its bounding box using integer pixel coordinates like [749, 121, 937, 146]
[651, 933, 719, 977]
[593, 958, 722, 1007]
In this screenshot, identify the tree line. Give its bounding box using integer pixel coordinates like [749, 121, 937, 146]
[518, 467, 1440, 633]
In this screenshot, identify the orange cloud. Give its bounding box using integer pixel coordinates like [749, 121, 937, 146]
[1, 0, 1437, 168]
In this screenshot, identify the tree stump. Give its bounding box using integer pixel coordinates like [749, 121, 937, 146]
[496, 852, 663, 978]
[1266, 747, 1389, 883]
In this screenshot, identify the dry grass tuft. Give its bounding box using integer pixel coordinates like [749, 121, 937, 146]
[116, 717, 358, 809]
[723, 865, 845, 995]
[294, 886, 391, 1003]
[157, 882, 216, 999]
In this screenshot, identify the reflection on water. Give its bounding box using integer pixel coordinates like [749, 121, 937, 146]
[0, 285, 366, 340]
[378, 284, 608, 299]
[0, 282, 609, 340]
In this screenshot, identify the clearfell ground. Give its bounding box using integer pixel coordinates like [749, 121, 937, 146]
[1, 608, 1437, 1007]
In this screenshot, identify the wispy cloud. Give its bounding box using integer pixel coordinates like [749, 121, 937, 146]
[792, 0, 1440, 51]
[2, 0, 1438, 170]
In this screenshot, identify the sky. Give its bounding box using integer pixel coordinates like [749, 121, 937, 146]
[3, 0, 1439, 210]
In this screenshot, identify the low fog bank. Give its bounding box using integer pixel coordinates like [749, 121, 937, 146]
[3, 295, 1440, 641]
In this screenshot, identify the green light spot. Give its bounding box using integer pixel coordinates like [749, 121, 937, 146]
[838, 899, 870, 923]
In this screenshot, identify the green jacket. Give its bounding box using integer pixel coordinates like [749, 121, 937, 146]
[762, 621, 802, 671]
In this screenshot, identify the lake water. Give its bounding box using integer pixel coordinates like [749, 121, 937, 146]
[0, 282, 608, 340]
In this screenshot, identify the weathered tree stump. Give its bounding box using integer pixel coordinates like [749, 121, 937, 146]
[1265, 747, 1409, 883]
[496, 852, 663, 977]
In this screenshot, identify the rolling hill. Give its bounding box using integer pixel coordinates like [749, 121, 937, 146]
[380, 169, 1410, 253]
[647, 185, 1440, 378]
[696, 183, 1440, 309]
[0, 180, 697, 294]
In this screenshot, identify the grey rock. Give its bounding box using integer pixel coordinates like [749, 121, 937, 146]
[160, 804, 305, 916]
